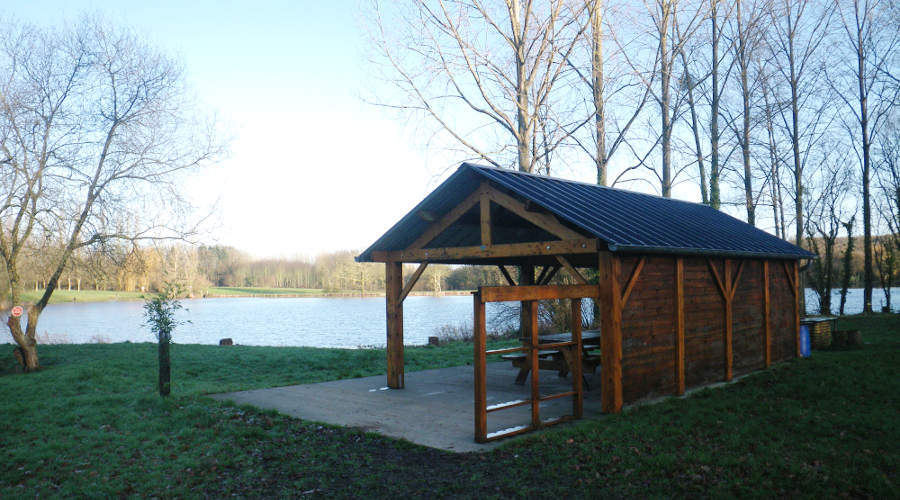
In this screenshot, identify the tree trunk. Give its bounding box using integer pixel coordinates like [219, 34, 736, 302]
[737, 0, 754, 225]
[839, 218, 855, 316]
[511, 0, 532, 173]
[591, 0, 607, 186]
[789, 42, 806, 316]
[660, 0, 672, 198]
[7, 313, 40, 371]
[709, 2, 721, 210]
[159, 333, 171, 396]
[858, 39, 873, 314]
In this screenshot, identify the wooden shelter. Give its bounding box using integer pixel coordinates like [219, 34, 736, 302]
[357, 163, 815, 430]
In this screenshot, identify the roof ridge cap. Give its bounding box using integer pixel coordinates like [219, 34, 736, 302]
[461, 162, 712, 209]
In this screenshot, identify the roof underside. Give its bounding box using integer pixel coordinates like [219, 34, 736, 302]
[357, 163, 815, 265]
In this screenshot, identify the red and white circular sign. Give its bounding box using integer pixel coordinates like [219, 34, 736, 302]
[11, 306, 23, 317]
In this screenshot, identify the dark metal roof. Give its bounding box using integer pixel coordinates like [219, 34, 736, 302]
[357, 163, 816, 263]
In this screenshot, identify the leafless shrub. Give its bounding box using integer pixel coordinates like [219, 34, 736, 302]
[433, 321, 517, 344]
[35, 331, 72, 345]
[89, 334, 111, 344]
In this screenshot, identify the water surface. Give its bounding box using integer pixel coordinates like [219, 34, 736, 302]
[8, 287, 892, 348]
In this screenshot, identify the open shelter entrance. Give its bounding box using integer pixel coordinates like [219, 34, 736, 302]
[474, 284, 598, 442]
[357, 163, 816, 442]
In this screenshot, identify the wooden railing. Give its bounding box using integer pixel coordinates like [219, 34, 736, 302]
[473, 284, 599, 443]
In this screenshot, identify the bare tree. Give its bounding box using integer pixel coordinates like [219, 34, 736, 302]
[0, 16, 228, 370]
[876, 113, 900, 259]
[727, 0, 768, 224]
[804, 149, 855, 315]
[826, 0, 900, 314]
[564, 0, 650, 186]
[624, 0, 709, 197]
[768, 0, 833, 314]
[363, 0, 589, 173]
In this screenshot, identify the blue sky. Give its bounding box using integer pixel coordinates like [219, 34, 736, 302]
[9, 1, 438, 257]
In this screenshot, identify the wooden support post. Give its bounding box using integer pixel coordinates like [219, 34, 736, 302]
[794, 261, 801, 358]
[708, 259, 734, 382]
[572, 298, 583, 418]
[385, 262, 404, 389]
[530, 298, 540, 429]
[675, 258, 685, 396]
[520, 266, 537, 340]
[763, 261, 771, 367]
[724, 259, 733, 382]
[474, 291, 487, 443]
[480, 188, 492, 246]
[599, 252, 623, 413]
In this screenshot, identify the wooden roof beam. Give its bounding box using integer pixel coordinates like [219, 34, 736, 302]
[409, 186, 484, 250]
[373, 238, 600, 263]
[484, 185, 585, 241]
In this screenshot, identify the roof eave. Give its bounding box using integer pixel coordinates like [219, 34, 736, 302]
[610, 244, 818, 261]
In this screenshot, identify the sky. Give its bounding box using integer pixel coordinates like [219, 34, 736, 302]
[9, 0, 445, 258]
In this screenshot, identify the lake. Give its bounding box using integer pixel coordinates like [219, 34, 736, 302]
[4, 287, 895, 348]
[15, 296, 488, 348]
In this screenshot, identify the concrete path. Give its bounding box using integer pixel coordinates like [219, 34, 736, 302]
[209, 363, 605, 453]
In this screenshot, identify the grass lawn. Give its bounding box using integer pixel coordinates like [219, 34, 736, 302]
[1, 316, 898, 499]
[18, 290, 147, 305]
[14, 287, 345, 306]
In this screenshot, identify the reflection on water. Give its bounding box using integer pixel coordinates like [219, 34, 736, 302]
[6, 287, 892, 348]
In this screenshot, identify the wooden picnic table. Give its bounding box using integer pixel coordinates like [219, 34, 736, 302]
[503, 330, 602, 387]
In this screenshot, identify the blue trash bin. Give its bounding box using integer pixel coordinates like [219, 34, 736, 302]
[799, 324, 811, 357]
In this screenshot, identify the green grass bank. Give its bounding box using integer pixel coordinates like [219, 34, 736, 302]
[1, 316, 897, 499]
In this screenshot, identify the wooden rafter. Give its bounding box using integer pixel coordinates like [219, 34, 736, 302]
[399, 262, 429, 302]
[621, 256, 646, 306]
[409, 187, 483, 250]
[483, 185, 584, 241]
[556, 255, 588, 285]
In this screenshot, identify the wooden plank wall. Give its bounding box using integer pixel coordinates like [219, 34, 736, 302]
[618, 256, 677, 403]
[732, 260, 766, 376]
[682, 258, 727, 391]
[615, 256, 797, 405]
[769, 262, 797, 363]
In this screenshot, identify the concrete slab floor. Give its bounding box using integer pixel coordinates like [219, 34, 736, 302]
[209, 363, 606, 453]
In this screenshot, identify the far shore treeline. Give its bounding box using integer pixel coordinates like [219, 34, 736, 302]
[2, 243, 511, 298]
[3, 238, 897, 305]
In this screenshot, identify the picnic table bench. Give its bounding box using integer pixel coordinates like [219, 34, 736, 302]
[502, 330, 602, 388]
